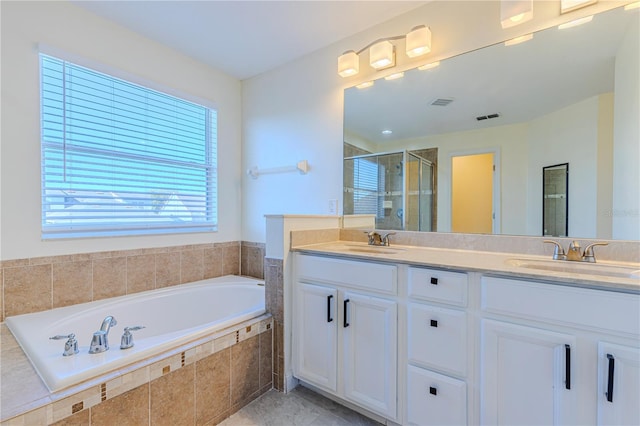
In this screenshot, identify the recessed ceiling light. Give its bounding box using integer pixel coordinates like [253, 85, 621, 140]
[382, 130, 393, 135]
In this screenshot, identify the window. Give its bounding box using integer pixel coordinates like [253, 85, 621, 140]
[40, 54, 217, 238]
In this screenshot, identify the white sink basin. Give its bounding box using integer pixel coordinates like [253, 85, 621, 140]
[506, 258, 640, 279]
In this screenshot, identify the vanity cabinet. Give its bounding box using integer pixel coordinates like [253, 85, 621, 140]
[293, 254, 398, 420]
[406, 266, 469, 426]
[597, 342, 640, 426]
[480, 276, 640, 426]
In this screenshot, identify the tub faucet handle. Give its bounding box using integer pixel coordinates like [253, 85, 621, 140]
[50, 333, 79, 356]
[120, 326, 145, 350]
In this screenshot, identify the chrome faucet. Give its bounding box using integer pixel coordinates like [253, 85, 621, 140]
[49, 333, 79, 356]
[89, 316, 117, 354]
[544, 240, 608, 263]
[365, 231, 395, 246]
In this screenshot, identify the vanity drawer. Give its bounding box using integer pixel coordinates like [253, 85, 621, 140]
[407, 365, 467, 426]
[296, 254, 397, 294]
[481, 276, 640, 337]
[408, 303, 467, 376]
[408, 267, 468, 306]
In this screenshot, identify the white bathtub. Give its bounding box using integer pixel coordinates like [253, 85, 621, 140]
[5, 275, 265, 392]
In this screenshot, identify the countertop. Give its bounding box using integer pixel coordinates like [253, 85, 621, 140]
[292, 241, 640, 293]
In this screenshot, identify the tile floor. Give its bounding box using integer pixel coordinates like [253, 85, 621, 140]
[219, 385, 383, 426]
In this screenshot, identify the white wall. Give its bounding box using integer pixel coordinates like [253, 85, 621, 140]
[527, 95, 611, 238]
[612, 17, 640, 240]
[242, 0, 628, 243]
[0, 1, 242, 260]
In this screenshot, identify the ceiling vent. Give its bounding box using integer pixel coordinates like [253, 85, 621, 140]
[430, 98, 454, 107]
[476, 113, 501, 121]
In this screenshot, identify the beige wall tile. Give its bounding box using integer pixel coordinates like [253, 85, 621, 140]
[1, 268, 4, 322]
[181, 248, 204, 284]
[155, 252, 180, 288]
[49, 408, 89, 426]
[203, 246, 223, 279]
[241, 243, 265, 280]
[90, 384, 149, 426]
[259, 328, 273, 388]
[53, 261, 92, 308]
[195, 347, 231, 425]
[222, 243, 240, 276]
[3, 264, 52, 316]
[126, 254, 155, 294]
[150, 364, 195, 426]
[230, 335, 260, 406]
[92, 257, 126, 301]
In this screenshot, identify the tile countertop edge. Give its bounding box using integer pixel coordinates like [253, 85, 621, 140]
[291, 242, 640, 294]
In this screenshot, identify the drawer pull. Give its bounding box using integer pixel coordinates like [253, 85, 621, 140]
[430, 319, 438, 327]
[327, 295, 333, 323]
[429, 386, 437, 396]
[343, 299, 350, 328]
[606, 353, 615, 402]
[565, 344, 571, 390]
[430, 277, 438, 285]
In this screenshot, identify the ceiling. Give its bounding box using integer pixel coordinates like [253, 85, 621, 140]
[344, 6, 636, 144]
[71, 0, 428, 80]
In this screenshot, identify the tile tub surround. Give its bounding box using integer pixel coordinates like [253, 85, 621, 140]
[0, 241, 266, 322]
[1, 315, 273, 425]
[264, 258, 284, 391]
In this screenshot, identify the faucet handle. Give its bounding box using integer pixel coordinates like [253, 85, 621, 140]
[50, 333, 79, 356]
[543, 240, 566, 260]
[582, 242, 608, 263]
[365, 231, 382, 245]
[381, 232, 396, 246]
[121, 326, 145, 350]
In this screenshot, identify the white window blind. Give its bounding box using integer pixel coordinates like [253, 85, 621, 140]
[352, 157, 383, 218]
[40, 54, 217, 238]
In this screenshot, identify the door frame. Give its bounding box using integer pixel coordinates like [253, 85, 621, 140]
[448, 147, 501, 235]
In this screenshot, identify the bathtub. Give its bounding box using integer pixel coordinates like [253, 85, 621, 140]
[5, 275, 265, 392]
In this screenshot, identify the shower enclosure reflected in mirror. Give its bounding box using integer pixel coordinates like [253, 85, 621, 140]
[344, 148, 435, 231]
[543, 163, 569, 237]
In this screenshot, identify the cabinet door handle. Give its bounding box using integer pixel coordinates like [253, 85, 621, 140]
[606, 353, 615, 403]
[430, 277, 438, 285]
[343, 299, 350, 328]
[327, 295, 333, 323]
[565, 344, 571, 390]
[430, 319, 438, 327]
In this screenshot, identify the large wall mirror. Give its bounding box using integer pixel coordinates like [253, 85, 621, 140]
[343, 5, 639, 240]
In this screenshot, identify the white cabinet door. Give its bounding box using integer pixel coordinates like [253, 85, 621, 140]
[597, 342, 640, 426]
[342, 291, 397, 419]
[407, 365, 467, 426]
[481, 319, 577, 425]
[294, 283, 338, 392]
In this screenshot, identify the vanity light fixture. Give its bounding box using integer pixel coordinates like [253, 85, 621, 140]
[406, 26, 432, 58]
[356, 81, 374, 89]
[504, 33, 533, 46]
[558, 15, 593, 29]
[418, 61, 440, 71]
[337, 25, 432, 77]
[370, 40, 395, 69]
[385, 72, 404, 81]
[501, 0, 533, 29]
[560, 0, 597, 14]
[338, 50, 359, 77]
[625, 1, 639, 10]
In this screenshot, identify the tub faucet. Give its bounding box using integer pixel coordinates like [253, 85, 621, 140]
[89, 316, 117, 354]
